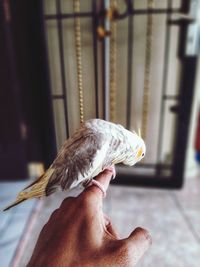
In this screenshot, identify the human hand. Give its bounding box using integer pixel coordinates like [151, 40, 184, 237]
[27, 169, 151, 267]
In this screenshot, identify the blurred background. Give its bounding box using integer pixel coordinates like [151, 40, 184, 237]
[0, 0, 200, 266]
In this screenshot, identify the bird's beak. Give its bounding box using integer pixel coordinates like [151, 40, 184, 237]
[136, 147, 143, 159]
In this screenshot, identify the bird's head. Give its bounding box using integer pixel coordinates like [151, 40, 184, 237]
[122, 128, 146, 166]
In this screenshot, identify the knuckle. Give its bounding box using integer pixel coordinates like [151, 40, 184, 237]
[49, 208, 59, 220]
[41, 222, 49, 235]
[41, 223, 47, 232]
[79, 193, 93, 207]
[60, 196, 75, 208]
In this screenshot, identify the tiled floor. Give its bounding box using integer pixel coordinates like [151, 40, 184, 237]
[0, 176, 200, 267]
[0, 182, 37, 267]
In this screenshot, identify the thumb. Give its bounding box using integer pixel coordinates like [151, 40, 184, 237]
[124, 227, 152, 265]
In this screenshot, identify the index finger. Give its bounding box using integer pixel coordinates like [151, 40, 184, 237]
[82, 168, 114, 200]
[76, 169, 114, 238]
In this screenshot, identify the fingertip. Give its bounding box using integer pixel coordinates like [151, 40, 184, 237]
[129, 227, 152, 246]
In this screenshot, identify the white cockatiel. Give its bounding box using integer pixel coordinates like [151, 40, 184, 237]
[3, 119, 146, 211]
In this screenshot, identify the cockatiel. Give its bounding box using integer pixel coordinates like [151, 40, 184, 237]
[3, 119, 146, 211]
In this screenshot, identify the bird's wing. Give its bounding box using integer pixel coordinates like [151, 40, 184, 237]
[45, 128, 107, 195]
[102, 127, 127, 168]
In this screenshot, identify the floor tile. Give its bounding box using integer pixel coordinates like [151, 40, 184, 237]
[1, 179, 200, 267]
[107, 185, 200, 267]
[174, 177, 200, 210]
[179, 209, 200, 242]
[173, 177, 200, 242]
[0, 181, 37, 267]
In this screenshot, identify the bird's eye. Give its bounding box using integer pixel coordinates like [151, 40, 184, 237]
[142, 153, 144, 157]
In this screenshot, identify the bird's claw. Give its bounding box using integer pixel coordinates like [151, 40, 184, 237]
[104, 165, 116, 180]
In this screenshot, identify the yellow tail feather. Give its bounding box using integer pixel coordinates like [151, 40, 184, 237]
[2, 168, 55, 212]
[2, 198, 26, 211]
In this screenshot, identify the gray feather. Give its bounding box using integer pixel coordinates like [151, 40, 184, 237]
[45, 126, 103, 195]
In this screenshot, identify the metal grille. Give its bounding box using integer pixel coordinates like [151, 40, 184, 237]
[41, 0, 199, 188]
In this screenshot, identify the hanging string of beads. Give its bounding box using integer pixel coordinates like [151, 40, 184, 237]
[109, 0, 117, 122]
[141, 0, 154, 140]
[73, 0, 84, 124]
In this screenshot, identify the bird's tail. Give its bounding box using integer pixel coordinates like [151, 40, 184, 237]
[3, 198, 27, 211]
[2, 168, 55, 211]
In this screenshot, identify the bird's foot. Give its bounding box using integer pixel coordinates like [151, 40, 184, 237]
[83, 166, 116, 198]
[104, 165, 116, 180]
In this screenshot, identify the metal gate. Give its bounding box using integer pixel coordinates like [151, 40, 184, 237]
[41, 0, 200, 188]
